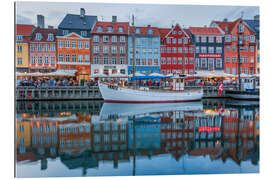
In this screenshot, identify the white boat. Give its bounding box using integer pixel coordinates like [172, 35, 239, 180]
[98, 75, 203, 103]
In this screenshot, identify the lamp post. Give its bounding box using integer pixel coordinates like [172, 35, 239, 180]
[237, 19, 244, 90]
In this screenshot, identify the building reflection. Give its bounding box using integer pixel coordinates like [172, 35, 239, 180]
[16, 100, 259, 175]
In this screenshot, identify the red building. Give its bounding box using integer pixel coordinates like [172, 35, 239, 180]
[29, 27, 57, 72]
[159, 24, 195, 75]
[211, 18, 256, 75]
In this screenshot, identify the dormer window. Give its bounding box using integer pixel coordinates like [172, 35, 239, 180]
[118, 26, 124, 32]
[238, 24, 244, 33]
[63, 30, 69, 36]
[107, 26, 113, 32]
[97, 26, 103, 32]
[224, 27, 228, 31]
[35, 33, 42, 41]
[47, 33, 54, 41]
[135, 28, 141, 34]
[147, 29, 153, 35]
[81, 31, 87, 37]
[178, 31, 182, 35]
[16, 35, 23, 41]
[172, 31, 176, 35]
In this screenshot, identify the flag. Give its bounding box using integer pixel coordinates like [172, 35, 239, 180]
[218, 103, 224, 116]
[218, 83, 224, 95]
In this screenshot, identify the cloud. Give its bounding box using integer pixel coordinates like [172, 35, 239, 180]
[16, 14, 32, 24]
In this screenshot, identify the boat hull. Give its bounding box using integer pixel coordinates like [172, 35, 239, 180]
[226, 90, 259, 100]
[99, 82, 203, 103]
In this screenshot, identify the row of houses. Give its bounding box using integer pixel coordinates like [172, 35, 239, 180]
[16, 8, 260, 79]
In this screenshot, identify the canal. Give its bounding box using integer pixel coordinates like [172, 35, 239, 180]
[15, 99, 259, 177]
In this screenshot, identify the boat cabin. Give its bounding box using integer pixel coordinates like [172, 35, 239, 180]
[241, 77, 256, 92]
[172, 74, 186, 91]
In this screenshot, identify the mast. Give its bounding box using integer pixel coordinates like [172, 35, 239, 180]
[237, 19, 243, 90]
[132, 15, 136, 77]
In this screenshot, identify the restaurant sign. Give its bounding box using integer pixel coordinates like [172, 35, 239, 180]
[198, 126, 220, 133]
[198, 54, 221, 58]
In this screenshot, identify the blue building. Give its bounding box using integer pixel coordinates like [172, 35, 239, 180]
[128, 25, 161, 75]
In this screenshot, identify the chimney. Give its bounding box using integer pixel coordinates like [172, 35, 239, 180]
[171, 24, 174, 28]
[112, 16, 117, 22]
[254, 15, 259, 20]
[223, 18, 228, 22]
[147, 24, 151, 28]
[48, 25, 54, 29]
[80, 8, 85, 18]
[37, 15, 45, 28]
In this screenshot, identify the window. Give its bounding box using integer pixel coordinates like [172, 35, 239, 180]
[43, 56, 48, 64]
[17, 46, 22, 52]
[103, 46, 109, 54]
[47, 33, 54, 41]
[78, 55, 83, 63]
[31, 56, 36, 64]
[78, 41, 83, 49]
[173, 38, 177, 44]
[178, 38, 182, 44]
[185, 57, 188, 64]
[17, 58, 22, 65]
[184, 37, 188, 44]
[167, 47, 171, 53]
[201, 46, 207, 53]
[30, 44, 35, 51]
[107, 26, 113, 32]
[103, 35, 109, 42]
[111, 46, 117, 54]
[201, 36, 206, 43]
[173, 47, 177, 53]
[250, 35, 255, 42]
[136, 59, 140, 65]
[37, 44, 42, 51]
[93, 56, 99, 64]
[244, 35, 249, 42]
[135, 28, 141, 34]
[244, 46, 248, 52]
[63, 30, 69, 35]
[226, 56, 230, 63]
[216, 58, 222, 68]
[216, 47, 222, 53]
[189, 47, 193, 53]
[173, 57, 177, 64]
[72, 41, 76, 48]
[120, 47, 125, 54]
[196, 46, 200, 53]
[44, 44, 48, 51]
[178, 57, 182, 64]
[201, 58, 207, 68]
[58, 40, 63, 48]
[51, 56, 55, 64]
[154, 48, 158, 54]
[65, 54, 70, 62]
[16, 35, 23, 41]
[97, 26, 103, 32]
[38, 56, 42, 64]
[167, 57, 171, 64]
[238, 24, 244, 33]
[226, 67, 230, 74]
[93, 35, 99, 42]
[120, 57, 125, 64]
[232, 46, 236, 52]
[65, 40, 70, 48]
[244, 68, 248, 74]
[161, 57, 166, 64]
[250, 46, 254, 52]
[189, 57, 194, 64]
[111, 35, 117, 43]
[94, 46, 99, 53]
[196, 58, 200, 67]
[225, 35, 231, 42]
[178, 47, 182, 53]
[216, 36, 222, 43]
[112, 57, 117, 64]
[226, 46, 230, 52]
[81, 31, 87, 37]
[35, 33, 42, 40]
[184, 47, 188, 53]
[208, 47, 214, 53]
[58, 54, 63, 62]
[103, 57, 108, 64]
[50, 44, 55, 51]
[72, 54, 76, 62]
[161, 47, 165, 53]
[118, 26, 124, 32]
[167, 38, 171, 44]
[232, 57, 236, 63]
[208, 36, 214, 43]
[84, 41, 89, 49]
[147, 29, 153, 34]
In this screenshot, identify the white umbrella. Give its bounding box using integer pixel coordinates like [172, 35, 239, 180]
[148, 72, 163, 76]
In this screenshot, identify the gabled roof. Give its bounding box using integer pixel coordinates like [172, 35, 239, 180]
[189, 27, 223, 35]
[16, 24, 35, 36]
[30, 27, 57, 42]
[129, 26, 160, 36]
[158, 28, 170, 39]
[212, 18, 241, 34]
[58, 14, 97, 30]
[91, 21, 130, 35]
[243, 19, 259, 39]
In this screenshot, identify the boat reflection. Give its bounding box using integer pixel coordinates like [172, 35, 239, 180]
[16, 100, 259, 176]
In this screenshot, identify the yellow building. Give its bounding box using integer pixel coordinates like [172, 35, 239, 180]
[256, 43, 260, 74]
[16, 119, 31, 154]
[16, 24, 35, 72]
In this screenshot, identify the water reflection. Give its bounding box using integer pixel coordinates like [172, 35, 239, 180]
[16, 99, 259, 177]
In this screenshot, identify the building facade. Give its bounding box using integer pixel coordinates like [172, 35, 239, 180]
[128, 25, 161, 75]
[90, 18, 129, 76]
[211, 18, 256, 75]
[16, 24, 35, 72]
[159, 24, 195, 75]
[188, 27, 224, 72]
[57, 8, 97, 79]
[29, 27, 57, 72]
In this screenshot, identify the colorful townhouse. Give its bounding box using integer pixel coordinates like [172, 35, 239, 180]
[243, 15, 260, 74]
[16, 24, 35, 72]
[188, 27, 224, 72]
[56, 8, 97, 80]
[29, 27, 57, 72]
[211, 18, 256, 75]
[90, 17, 129, 76]
[128, 25, 161, 75]
[159, 24, 195, 75]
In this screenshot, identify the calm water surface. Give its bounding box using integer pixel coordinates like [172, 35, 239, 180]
[15, 99, 259, 177]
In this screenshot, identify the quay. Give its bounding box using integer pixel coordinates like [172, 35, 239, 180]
[16, 85, 237, 101]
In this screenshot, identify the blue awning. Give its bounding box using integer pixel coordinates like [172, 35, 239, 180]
[131, 75, 173, 80]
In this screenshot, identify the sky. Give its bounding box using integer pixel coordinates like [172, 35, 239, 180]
[15, 1, 259, 28]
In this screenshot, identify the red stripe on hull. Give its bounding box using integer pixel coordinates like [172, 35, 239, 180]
[103, 99, 201, 103]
